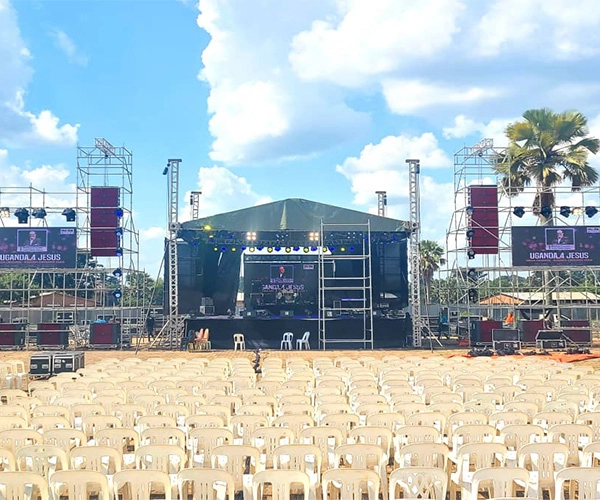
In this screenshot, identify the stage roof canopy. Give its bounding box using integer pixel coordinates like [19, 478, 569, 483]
[181, 198, 409, 233]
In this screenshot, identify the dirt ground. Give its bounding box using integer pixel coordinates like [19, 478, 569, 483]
[4, 346, 600, 372]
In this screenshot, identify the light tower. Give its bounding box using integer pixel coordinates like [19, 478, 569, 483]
[407, 159, 422, 347]
[376, 191, 387, 217]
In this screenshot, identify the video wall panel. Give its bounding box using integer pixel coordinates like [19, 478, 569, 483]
[511, 225, 600, 267]
[0, 228, 77, 269]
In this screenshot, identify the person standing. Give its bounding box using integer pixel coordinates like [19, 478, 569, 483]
[146, 315, 155, 340]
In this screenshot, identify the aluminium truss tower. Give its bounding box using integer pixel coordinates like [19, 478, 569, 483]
[407, 159, 424, 347]
[163, 159, 185, 349]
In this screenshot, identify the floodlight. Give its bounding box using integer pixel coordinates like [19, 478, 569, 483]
[32, 208, 47, 219]
[246, 231, 257, 241]
[560, 206, 571, 218]
[466, 206, 475, 215]
[467, 249, 476, 260]
[112, 289, 122, 299]
[116, 247, 123, 257]
[513, 206, 525, 218]
[0, 207, 10, 218]
[115, 227, 124, 236]
[466, 228, 475, 238]
[467, 268, 477, 281]
[62, 208, 76, 222]
[14, 208, 29, 224]
[585, 206, 598, 218]
[112, 268, 123, 278]
[540, 206, 552, 218]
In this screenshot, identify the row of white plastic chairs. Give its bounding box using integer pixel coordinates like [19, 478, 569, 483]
[1, 460, 599, 499]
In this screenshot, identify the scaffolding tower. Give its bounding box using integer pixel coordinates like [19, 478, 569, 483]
[444, 138, 600, 342]
[0, 139, 143, 347]
[318, 221, 374, 349]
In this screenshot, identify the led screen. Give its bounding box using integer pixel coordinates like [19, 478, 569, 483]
[0, 227, 77, 269]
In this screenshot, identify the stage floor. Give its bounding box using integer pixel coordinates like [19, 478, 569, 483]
[184, 316, 410, 350]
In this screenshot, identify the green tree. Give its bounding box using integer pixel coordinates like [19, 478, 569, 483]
[122, 271, 163, 307]
[420, 240, 446, 304]
[495, 108, 599, 221]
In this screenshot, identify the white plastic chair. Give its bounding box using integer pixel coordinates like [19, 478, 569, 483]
[234, 333, 246, 351]
[296, 331, 311, 350]
[281, 332, 294, 350]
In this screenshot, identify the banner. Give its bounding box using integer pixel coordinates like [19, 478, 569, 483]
[511, 226, 600, 267]
[0, 228, 77, 269]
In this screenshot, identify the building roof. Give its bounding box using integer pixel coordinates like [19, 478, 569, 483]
[181, 198, 409, 233]
[480, 291, 600, 305]
[28, 291, 97, 308]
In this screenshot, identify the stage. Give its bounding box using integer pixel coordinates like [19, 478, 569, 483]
[184, 316, 410, 350]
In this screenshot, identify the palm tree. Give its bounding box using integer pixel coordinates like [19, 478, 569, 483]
[495, 108, 599, 221]
[420, 240, 446, 304]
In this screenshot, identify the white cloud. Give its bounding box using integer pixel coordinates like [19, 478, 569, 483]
[289, 0, 464, 87]
[383, 80, 501, 115]
[186, 166, 272, 218]
[336, 132, 455, 241]
[196, 0, 368, 164]
[472, 0, 600, 59]
[207, 80, 289, 162]
[443, 114, 515, 147]
[0, 1, 78, 147]
[50, 29, 88, 66]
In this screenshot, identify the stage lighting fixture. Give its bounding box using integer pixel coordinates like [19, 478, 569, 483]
[585, 206, 598, 218]
[349, 246, 355, 251]
[115, 207, 124, 218]
[267, 247, 273, 253]
[112, 268, 123, 278]
[310, 247, 317, 252]
[203, 224, 212, 231]
[285, 247, 291, 253]
[308, 231, 319, 242]
[572, 207, 584, 216]
[62, 208, 76, 222]
[162, 166, 169, 175]
[112, 289, 122, 299]
[329, 246, 335, 252]
[467, 268, 477, 281]
[0, 207, 9, 218]
[115, 227, 124, 236]
[340, 247, 346, 252]
[116, 247, 123, 257]
[467, 249, 476, 260]
[303, 247, 309, 253]
[221, 246, 227, 252]
[466, 228, 475, 239]
[32, 208, 47, 219]
[293, 246, 300, 252]
[513, 206, 525, 218]
[14, 208, 29, 224]
[466, 206, 474, 215]
[540, 205, 552, 219]
[468, 288, 478, 302]
[249, 247, 255, 252]
[246, 231, 257, 241]
[560, 206, 571, 218]
[213, 247, 218, 252]
[274, 246, 281, 252]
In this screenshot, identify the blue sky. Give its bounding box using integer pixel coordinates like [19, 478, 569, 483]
[2, 0, 600, 276]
